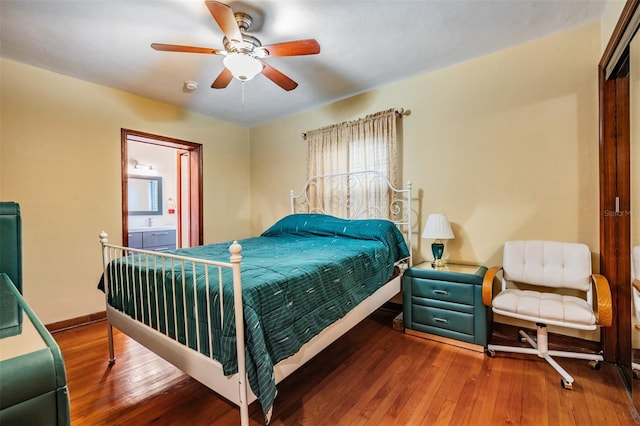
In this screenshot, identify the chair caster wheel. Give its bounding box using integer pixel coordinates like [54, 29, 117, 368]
[486, 349, 495, 358]
[561, 378, 573, 390]
[588, 360, 600, 370]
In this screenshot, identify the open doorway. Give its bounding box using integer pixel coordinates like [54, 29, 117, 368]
[121, 129, 203, 249]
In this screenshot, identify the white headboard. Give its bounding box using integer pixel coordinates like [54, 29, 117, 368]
[289, 170, 412, 263]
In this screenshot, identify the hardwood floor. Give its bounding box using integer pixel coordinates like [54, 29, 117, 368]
[53, 309, 640, 425]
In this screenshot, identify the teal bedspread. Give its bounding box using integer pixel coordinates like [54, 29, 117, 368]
[103, 214, 409, 422]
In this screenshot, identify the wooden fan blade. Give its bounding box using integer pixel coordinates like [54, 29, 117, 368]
[260, 39, 320, 57]
[151, 43, 221, 54]
[211, 68, 233, 89]
[260, 61, 298, 91]
[205, 1, 242, 44]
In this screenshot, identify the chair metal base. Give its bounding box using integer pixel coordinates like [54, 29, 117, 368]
[487, 324, 603, 389]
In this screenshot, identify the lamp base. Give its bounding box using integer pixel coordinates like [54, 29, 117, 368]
[431, 259, 446, 269]
[431, 240, 445, 268]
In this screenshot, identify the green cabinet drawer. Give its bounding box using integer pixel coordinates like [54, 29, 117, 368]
[410, 297, 474, 314]
[408, 278, 474, 306]
[411, 304, 474, 336]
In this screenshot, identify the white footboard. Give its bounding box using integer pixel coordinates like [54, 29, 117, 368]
[99, 233, 251, 425]
[98, 232, 403, 426]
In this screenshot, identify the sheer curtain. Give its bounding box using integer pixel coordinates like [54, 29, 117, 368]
[305, 108, 399, 218]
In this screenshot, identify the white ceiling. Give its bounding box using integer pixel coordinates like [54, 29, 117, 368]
[0, 0, 608, 128]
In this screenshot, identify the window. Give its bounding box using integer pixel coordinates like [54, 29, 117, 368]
[305, 108, 400, 218]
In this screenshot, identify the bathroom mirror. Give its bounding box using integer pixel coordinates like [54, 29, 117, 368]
[128, 175, 163, 215]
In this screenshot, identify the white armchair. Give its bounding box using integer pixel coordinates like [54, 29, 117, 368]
[482, 240, 612, 389]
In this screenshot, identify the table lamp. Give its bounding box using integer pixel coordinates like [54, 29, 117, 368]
[422, 214, 454, 268]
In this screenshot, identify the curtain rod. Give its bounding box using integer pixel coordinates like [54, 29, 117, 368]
[302, 108, 410, 139]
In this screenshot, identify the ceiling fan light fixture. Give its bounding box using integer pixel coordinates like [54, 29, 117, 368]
[223, 53, 263, 81]
[151, 2, 320, 91]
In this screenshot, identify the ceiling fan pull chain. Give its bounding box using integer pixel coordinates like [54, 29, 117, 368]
[241, 80, 245, 107]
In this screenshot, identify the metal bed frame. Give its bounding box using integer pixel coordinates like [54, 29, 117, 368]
[99, 171, 412, 425]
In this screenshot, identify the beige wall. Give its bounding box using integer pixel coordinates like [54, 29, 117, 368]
[0, 58, 251, 323]
[601, 0, 627, 53]
[251, 22, 601, 269]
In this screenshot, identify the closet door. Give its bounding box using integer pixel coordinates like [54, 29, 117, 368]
[631, 31, 640, 411]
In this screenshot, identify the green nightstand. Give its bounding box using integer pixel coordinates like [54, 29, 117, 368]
[402, 262, 491, 352]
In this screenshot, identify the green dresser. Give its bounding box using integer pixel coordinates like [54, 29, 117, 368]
[0, 202, 70, 425]
[402, 262, 491, 351]
[0, 202, 22, 337]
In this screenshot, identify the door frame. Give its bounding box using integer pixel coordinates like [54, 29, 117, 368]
[121, 129, 203, 247]
[599, 0, 638, 388]
[176, 149, 191, 248]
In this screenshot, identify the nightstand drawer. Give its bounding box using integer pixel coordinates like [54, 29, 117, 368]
[408, 278, 474, 305]
[411, 297, 474, 314]
[411, 304, 474, 336]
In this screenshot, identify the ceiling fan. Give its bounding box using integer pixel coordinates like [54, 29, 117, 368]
[151, 1, 320, 91]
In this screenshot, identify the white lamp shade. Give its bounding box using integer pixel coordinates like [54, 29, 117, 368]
[422, 214, 454, 240]
[223, 54, 263, 81]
